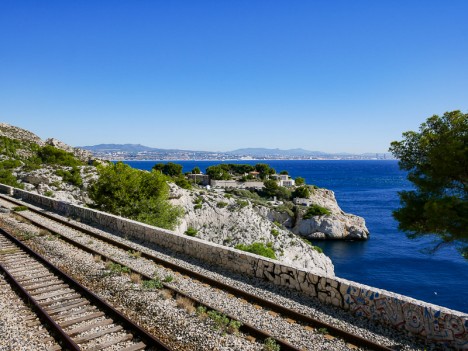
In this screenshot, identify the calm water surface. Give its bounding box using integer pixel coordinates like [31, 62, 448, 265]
[124, 160, 468, 312]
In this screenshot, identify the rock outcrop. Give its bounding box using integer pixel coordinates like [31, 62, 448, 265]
[169, 184, 335, 277]
[45, 138, 93, 163]
[292, 189, 369, 240]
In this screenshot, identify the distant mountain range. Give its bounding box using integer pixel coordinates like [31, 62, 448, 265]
[79, 144, 394, 161]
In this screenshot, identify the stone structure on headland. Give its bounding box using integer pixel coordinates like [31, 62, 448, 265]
[1, 183, 467, 350]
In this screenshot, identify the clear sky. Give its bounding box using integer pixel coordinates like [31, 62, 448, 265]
[1, 1, 467, 153]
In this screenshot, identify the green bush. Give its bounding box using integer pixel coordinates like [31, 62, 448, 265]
[38, 145, 82, 166]
[142, 278, 163, 289]
[303, 204, 331, 219]
[263, 338, 280, 351]
[0, 169, 23, 188]
[89, 162, 183, 230]
[0, 159, 21, 169]
[216, 201, 228, 208]
[235, 242, 276, 259]
[185, 227, 198, 237]
[301, 238, 324, 253]
[13, 206, 28, 211]
[294, 185, 311, 199]
[271, 229, 279, 237]
[175, 176, 192, 189]
[56, 167, 83, 187]
[236, 199, 249, 208]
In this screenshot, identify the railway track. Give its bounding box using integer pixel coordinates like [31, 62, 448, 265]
[0, 227, 172, 351]
[1, 194, 398, 351]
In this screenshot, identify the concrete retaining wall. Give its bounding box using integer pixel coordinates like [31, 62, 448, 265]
[1, 183, 467, 349]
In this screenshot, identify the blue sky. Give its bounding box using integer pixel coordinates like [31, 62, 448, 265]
[1, 1, 467, 153]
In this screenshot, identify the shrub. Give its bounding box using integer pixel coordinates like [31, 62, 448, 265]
[13, 206, 28, 212]
[142, 278, 163, 289]
[185, 227, 198, 237]
[38, 145, 82, 166]
[0, 159, 21, 169]
[235, 242, 276, 259]
[301, 238, 324, 253]
[271, 229, 279, 237]
[294, 185, 311, 199]
[175, 177, 192, 189]
[207, 310, 230, 330]
[236, 199, 249, 208]
[303, 204, 331, 219]
[0, 169, 23, 188]
[194, 203, 202, 210]
[89, 162, 183, 230]
[216, 201, 228, 208]
[44, 190, 54, 197]
[55, 167, 83, 187]
[163, 275, 174, 283]
[263, 338, 280, 351]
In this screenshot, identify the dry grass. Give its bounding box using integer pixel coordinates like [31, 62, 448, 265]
[160, 288, 173, 300]
[94, 254, 102, 263]
[176, 295, 195, 314]
[38, 229, 50, 236]
[130, 273, 141, 284]
[12, 213, 31, 224]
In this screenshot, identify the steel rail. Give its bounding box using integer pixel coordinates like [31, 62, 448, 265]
[0, 226, 172, 351]
[3, 194, 396, 351]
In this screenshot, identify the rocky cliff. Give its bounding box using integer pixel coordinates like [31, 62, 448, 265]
[169, 184, 335, 276]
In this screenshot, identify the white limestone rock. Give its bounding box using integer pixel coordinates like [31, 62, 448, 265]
[169, 184, 335, 277]
[293, 188, 369, 240]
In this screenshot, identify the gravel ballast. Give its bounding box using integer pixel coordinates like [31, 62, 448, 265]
[0, 198, 435, 350]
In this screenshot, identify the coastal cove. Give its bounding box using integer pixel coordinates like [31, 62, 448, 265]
[124, 160, 468, 313]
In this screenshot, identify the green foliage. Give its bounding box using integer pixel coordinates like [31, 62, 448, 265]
[271, 228, 279, 237]
[279, 170, 288, 175]
[185, 227, 198, 236]
[273, 221, 282, 228]
[194, 203, 202, 210]
[44, 190, 54, 197]
[294, 186, 310, 199]
[55, 167, 83, 187]
[206, 165, 232, 180]
[175, 176, 192, 189]
[263, 337, 281, 351]
[191, 166, 201, 174]
[105, 262, 131, 275]
[295, 177, 305, 186]
[0, 169, 23, 188]
[274, 204, 294, 217]
[263, 179, 279, 197]
[38, 145, 82, 166]
[303, 205, 331, 219]
[216, 201, 228, 208]
[152, 162, 183, 177]
[163, 275, 174, 283]
[226, 188, 262, 200]
[235, 242, 276, 259]
[301, 238, 324, 253]
[196, 306, 207, 315]
[127, 250, 141, 259]
[142, 278, 163, 289]
[207, 310, 230, 330]
[236, 199, 249, 208]
[389, 110, 468, 251]
[89, 162, 183, 230]
[0, 136, 22, 158]
[0, 159, 21, 169]
[13, 206, 28, 211]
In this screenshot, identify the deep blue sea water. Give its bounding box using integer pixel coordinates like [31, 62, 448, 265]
[123, 160, 468, 313]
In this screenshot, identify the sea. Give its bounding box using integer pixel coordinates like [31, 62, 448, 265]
[123, 159, 468, 313]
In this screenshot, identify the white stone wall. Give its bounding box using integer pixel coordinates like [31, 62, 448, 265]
[1, 183, 467, 349]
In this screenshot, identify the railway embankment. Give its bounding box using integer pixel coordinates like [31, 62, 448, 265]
[0, 183, 467, 350]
